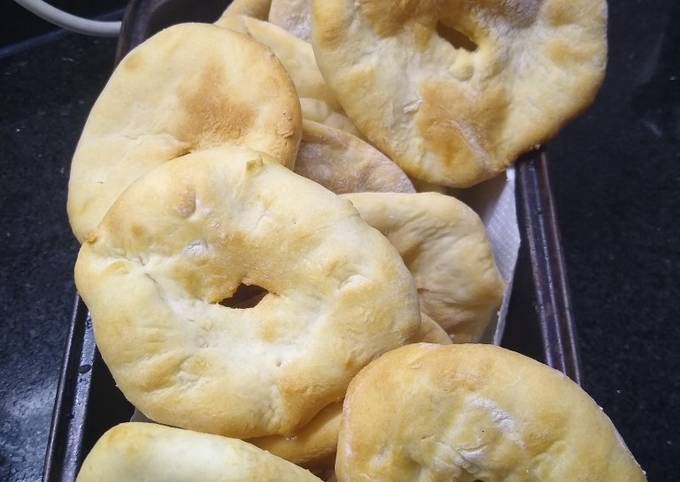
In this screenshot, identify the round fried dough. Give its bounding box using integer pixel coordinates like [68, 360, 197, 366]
[75, 145, 419, 439]
[337, 344, 647, 482]
[269, 0, 312, 41]
[295, 121, 415, 194]
[342, 192, 504, 342]
[220, 0, 271, 19]
[67, 23, 300, 242]
[312, 0, 608, 187]
[76, 423, 321, 482]
[247, 316, 450, 468]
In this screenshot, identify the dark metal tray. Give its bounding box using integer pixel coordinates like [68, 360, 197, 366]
[43, 1, 581, 480]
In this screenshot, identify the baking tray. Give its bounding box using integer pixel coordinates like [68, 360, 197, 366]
[43, 1, 581, 480]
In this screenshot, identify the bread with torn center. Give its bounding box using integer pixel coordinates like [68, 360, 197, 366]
[312, 0, 608, 187]
[75, 145, 420, 439]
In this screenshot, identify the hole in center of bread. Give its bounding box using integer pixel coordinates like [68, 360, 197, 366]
[436, 22, 478, 52]
[220, 284, 268, 309]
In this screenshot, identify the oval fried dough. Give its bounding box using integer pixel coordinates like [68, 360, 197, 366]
[295, 121, 415, 194]
[67, 23, 301, 241]
[337, 344, 646, 482]
[76, 423, 321, 482]
[342, 192, 504, 342]
[312, 0, 608, 187]
[75, 145, 419, 439]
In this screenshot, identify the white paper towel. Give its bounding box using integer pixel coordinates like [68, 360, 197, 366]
[457, 168, 521, 345]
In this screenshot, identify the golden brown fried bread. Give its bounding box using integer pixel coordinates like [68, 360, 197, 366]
[67, 23, 300, 242]
[76, 423, 321, 482]
[295, 121, 415, 194]
[216, 15, 339, 112]
[337, 344, 647, 482]
[75, 145, 420, 439]
[131, 320, 449, 472]
[247, 317, 450, 468]
[312, 0, 608, 187]
[342, 192, 504, 342]
[220, 0, 271, 19]
[269, 0, 312, 41]
[215, 16, 360, 136]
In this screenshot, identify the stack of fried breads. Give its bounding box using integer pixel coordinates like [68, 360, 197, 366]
[67, 0, 647, 480]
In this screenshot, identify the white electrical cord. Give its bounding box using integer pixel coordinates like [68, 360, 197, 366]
[13, 0, 121, 37]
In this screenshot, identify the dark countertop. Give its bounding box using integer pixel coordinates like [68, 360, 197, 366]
[1, 2, 678, 481]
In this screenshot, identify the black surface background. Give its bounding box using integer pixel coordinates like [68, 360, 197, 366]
[1, 1, 678, 481]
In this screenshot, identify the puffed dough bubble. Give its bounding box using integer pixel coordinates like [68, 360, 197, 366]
[67, 23, 301, 242]
[75, 422, 322, 482]
[312, 0, 608, 187]
[342, 192, 505, 342]
[336, 344, 647, 482]
[74, 145, 420, 440]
